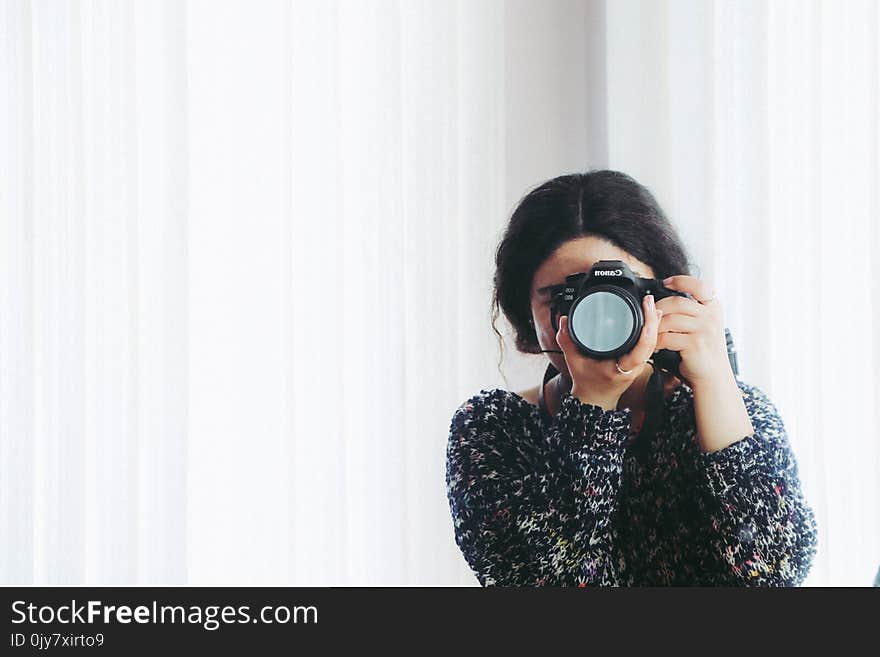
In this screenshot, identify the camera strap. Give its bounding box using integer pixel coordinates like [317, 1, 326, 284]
[635, 362, 665, 454]
[537, 361, 563, 426]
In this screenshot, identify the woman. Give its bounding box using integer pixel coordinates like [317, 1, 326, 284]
[445, 170, 818, 586]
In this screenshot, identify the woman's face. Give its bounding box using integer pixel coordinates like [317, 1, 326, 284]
[530, 236, 655, 379]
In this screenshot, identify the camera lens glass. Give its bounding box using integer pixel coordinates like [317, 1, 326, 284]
[570, 290, 635, 353]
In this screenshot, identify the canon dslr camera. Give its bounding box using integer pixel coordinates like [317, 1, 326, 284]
[549, 259, 693, 377]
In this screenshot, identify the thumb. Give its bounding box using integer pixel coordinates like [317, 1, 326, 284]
[556, 315, 572, 354]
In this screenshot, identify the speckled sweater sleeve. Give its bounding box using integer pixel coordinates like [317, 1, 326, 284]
[693, 381, 819, 586]
[445, 389, 632, 587]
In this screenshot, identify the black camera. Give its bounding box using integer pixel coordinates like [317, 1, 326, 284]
[548, 259, 692, 377]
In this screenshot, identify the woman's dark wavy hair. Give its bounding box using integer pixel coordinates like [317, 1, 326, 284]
[491, 169, 695, 375]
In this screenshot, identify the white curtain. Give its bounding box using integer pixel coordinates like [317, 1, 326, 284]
[1, 0, 877, 586]
[600, 0, 880, 588]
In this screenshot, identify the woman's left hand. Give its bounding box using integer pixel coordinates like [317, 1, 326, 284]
[653, 275, 731, 389]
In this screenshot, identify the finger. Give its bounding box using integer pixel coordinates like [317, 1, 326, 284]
[657, 313, 700, 334]
[655, 330, 690, 353]
[655, 295, 703, 317]
[619, 296, 661, 371]
[556, 314, 573, 357]
[663, 275, 715, 304]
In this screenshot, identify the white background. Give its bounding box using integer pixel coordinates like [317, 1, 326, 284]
[1, 0, 878, 586]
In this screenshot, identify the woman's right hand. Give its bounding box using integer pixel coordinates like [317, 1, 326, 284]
[556, 293, 664, 411]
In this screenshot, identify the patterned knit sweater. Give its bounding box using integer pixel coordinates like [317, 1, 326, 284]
[445, 377, 818, 586]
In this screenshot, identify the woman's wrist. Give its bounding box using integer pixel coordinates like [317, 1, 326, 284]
[690, 371, 754, 454]
[570, 386, 620, 412]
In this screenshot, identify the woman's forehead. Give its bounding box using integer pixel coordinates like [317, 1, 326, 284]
[532, 239, 652, 296]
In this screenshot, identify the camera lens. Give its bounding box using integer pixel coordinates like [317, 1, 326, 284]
[569, 290, 635, 353]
